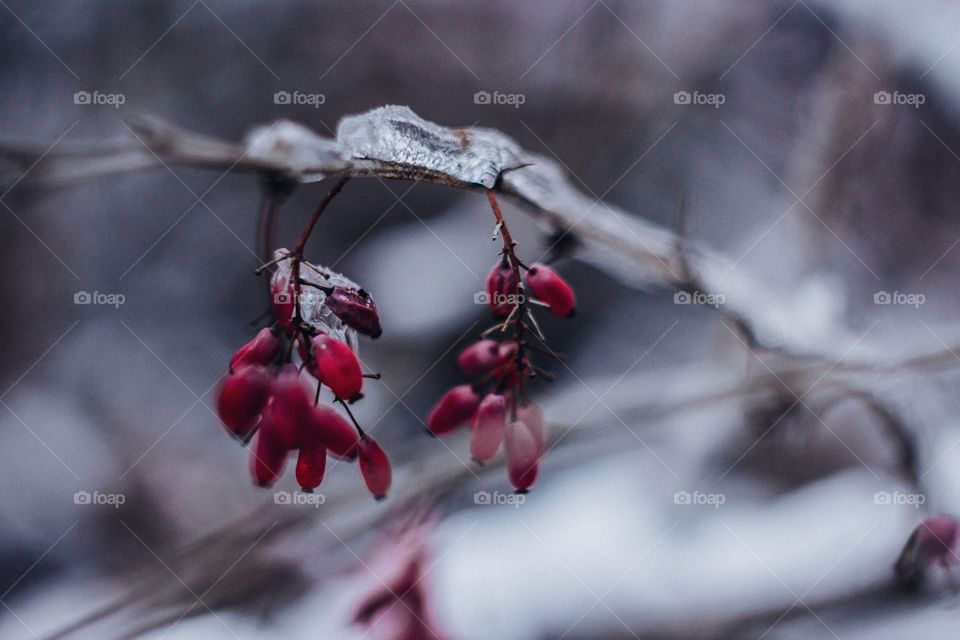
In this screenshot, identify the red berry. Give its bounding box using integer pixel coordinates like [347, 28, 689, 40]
[216, 365, 273, 439]
[470, 393, 507, 461]
[505, 420, 540, 492]
[525, 263, 575, 317]
[295, 439, 327, 491]
[251, 428, 288, 488]
[260, 366, 312, 449]
[230, 328, 280, 371]
[307, 404, 360, 460]
[358, 436, 392, 499]
[485, 261, 517, 317]
[457, 339, 502, 376]
[426, 385, 480, 435]
[272, 276, 296, 332]
[325, 286, 382, 338]
[312, 334, 363, 401]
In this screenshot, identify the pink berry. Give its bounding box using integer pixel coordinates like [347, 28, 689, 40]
[525, 263, 575, 317]
[229, 328, 280, 371]
[216, 365, 273, 439]
[896, 514, 960, 591]
[485, 261, 517, 317]
[358, 436, 392, 500]
[312, 334, 363, 401]
[457, 339, 502, 376]
[426, 385, 480, 435]
[308, 404, 360, 460]
[251, 428, 288, 487]
[325, 286, 382, 338]
[470, 394, 507, 461]
[517, 401, 546, 456]
[295, 439, 327, 491]
[505, 420, 540, 492]
[272, 276, 296, 332]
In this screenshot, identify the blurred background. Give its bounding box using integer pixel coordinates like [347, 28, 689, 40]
[3, 0, 960, 638]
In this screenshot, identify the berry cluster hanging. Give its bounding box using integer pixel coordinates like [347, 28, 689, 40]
[426, 191, 576, 492]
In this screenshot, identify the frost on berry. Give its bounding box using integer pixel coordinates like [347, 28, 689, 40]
[216, 365, 273, 440]
[358, 436, 392, 500]
[426, 385, 480, 435]
[525, 262, 576, 317]
[895, 514, 960, 591]
[470, 393, 507, 462]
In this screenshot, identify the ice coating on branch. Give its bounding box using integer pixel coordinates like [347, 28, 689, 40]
[244, 120, 351, 182]
[269, 249, 360, 351]
[336, 105, 527, 188]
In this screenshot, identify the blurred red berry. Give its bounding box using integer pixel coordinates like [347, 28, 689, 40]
[896, 514, 960, 591]
[359, 436, 392, 500]
[229, 328, 280, 371]
[216, 365, 273, 439]
[427, 385, 480, 435]
[470, 393, 507, 461]
[457, 339, 502, 376]
[251, 428, 288, 488]
[295, 439, 327, 491]
[308, 403, 360, 460]
[312, 334, 363, 401]
[505, 420, 540, 492]
[326, 286, 382, 338]
[525, 263, 575, 317]
[261, 366, 312, 449]
[485, 261, 517, 317]
[517, 401, 546, 456]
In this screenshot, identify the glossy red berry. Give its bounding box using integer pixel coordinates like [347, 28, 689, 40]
[457, 339, 502, 376]
[505, 420, 540, 492]
[525, 263, 575, 317]
[260, 366, 312, 449]
[326, 286, 382, 338]
[216, 365, 273, 439]
[230, 328, 280, 371]
[470, 393, 507, 461]
[295, 439, 327, 491]
[426, 385, 480, 435]
[251, 428, 288, 488]
[485, 261, 517, 317]
[308, 403, 360, 460]
[358, 436, 392, 499]
[312, 334, 363, 401]
[272, 276, 296, 332]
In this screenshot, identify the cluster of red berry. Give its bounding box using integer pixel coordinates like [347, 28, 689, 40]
[216, 250, 391, 499]
[425, 192, 576, 493]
